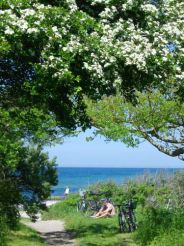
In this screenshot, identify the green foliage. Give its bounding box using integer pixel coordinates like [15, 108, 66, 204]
[43, 172, 184, 246]
[17, 147, 58, 215]
[87, 180, 120, 199]
[0, 146, 57, 232]
[171, 171, 184, 208]
[150, 229, 184, 246]
[43, 195, 78, 220]
[86, 180, 136, 207]
[62, 194, 79, 207]
[124, 171, 184, 246]
[0, 0, 183, 244]
[1, 0, 183, 134]
[85, 92, 184, 159]
[7, 223, 46, 246]
[134, 208, 172, 245]
[0, 216, 8, 246]
[134, 208, 184, 246]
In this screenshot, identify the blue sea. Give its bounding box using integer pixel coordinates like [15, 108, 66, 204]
[52, 167, 182, 196]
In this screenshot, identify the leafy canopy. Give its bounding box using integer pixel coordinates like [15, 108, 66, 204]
[0, 1, 183, 241]
[86, 91, 184, 160]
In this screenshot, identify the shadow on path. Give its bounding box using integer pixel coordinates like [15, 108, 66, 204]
[42, 231, 75, 245]
[22, 220, 76, 246]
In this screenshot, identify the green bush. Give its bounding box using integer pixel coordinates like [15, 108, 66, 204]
[134, 207, 184, 246]
[86, 180, 129, 205]
[43, 173, 184, 246]
[150, 229, 184, 246]
[65, 194, 79, 207]
[134, 208, 173, 245]
[87, 181, 119, 197]
[172, 209, 184, 230]
[0, 216, 8, 246]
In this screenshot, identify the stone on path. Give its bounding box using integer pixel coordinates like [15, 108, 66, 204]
[23, 220, 76, 246]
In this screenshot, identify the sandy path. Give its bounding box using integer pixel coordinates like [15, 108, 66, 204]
[21, 200, 77, 246]
[23, 220, 76, 246]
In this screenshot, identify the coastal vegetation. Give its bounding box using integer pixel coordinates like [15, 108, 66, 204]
[43, 171, 184, 246]
[0, 0, 183, 244]
[43, 193, 137, 246]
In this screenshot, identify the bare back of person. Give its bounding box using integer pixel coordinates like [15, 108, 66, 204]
[91, 202, 115, 218]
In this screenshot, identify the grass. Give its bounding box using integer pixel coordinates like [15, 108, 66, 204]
[7, 223, 46, 246]
[42, 197, 137, 246]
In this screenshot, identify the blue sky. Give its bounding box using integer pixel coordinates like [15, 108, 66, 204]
[46, 129, 184, 168]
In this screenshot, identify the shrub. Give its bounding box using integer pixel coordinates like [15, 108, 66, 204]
[87, 180, 119, 198]
[134, 207, 184, 246]
[150, 229, 184, 246]
[134, 207, 173, 245]
[0, 215, 8, 246]
[64, 193, 79, 207]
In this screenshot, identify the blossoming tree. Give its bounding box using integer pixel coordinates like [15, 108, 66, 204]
[0, 0, 183, 237]
[78, 0, 183, 160]
[82, 0, 184, 160]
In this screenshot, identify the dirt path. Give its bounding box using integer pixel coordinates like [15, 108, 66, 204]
[23, 220, 77, 246]
[21, 200, 76, 245]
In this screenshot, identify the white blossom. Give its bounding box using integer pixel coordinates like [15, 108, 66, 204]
[20, 9, 36, 17]
[66, 0, 78, 12]
[52, 26, 58, 32]
[27, 28, 38, 34]
[141, 4, 158, 14]
[4, 26, 14, 35]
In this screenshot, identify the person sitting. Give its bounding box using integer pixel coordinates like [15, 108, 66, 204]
[91, 200, 115, 218]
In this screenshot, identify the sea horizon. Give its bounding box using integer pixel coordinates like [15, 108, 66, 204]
[52, 166, 184, 196]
